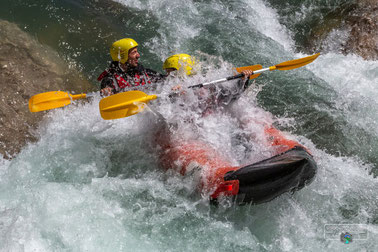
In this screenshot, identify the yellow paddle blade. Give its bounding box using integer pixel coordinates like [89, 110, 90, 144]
[99, 90, 157, 120]
[272, 53, 320, 71]
[235, 64, 263, 79]
[29, 91, 87, 112]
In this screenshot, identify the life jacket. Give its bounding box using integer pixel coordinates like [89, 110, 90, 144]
[98, 62, 160, 94]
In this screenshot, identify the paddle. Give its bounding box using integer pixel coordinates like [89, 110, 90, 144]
[28, 65, 262, 113]
[99, 53, 320, 120]
[28, 91, 95, 112]
[188, 53, 320, 88]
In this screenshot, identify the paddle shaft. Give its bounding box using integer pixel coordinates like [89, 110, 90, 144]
[188, 68, 274, 89]
[71, 92, 94, 100]
[188, 73, 244, 89]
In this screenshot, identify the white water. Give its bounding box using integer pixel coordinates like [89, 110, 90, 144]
[1, 0, 378, 251]
[307, 52, 378, 135]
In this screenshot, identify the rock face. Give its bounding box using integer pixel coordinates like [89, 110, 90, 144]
[0, 20, 94, 159]
[305, 0, 378, 60]
[342, 2, 378, 60]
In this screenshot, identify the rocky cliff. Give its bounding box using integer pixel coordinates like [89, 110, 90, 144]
[0, 20, 95, 159]
[305, 0, 377, 60]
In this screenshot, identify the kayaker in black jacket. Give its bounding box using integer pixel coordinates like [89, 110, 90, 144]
[98, 38, 165, 96]
[162, 53, 254, 114]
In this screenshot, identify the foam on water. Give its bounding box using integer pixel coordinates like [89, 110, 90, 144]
[114, 0, 293, 64]
[306, 52, 378, 135]
[243, 0, 294, 51]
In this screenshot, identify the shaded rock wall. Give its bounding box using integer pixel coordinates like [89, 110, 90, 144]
[342, 1, 378, 60]
[0, 20, 95, 159]
[305, 0, 377, 60]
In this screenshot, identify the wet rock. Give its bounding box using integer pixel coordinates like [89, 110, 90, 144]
[342, 2, 378, 60]
[306, 1, 377, 60]
[0, 20, 95, 159]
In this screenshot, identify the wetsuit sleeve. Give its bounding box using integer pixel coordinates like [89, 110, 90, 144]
[99, 74, 116, 96]
[238, 78, 250, 92]
[217, 78, 250, 105]
[100, 76, 115, 89]
[145, 68, 166, 83]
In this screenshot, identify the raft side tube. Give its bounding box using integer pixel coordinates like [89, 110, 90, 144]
[224, 146, 317, 204]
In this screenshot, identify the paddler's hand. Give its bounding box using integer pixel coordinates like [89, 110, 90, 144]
[101, 87, 114, 96]
[171, 85, 182, 91]
[171, 85, 187, 96]
[241, 70, 254, 79]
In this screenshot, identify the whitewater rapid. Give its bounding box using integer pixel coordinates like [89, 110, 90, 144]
[1, 0, 377, 251]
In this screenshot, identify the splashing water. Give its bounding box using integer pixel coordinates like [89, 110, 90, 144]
[0, 0, 378, 251]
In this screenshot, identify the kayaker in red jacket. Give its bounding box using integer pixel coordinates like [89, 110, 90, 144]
[98, 38, 166, 96]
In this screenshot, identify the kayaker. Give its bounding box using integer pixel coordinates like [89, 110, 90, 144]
[162, 54, 255, 113]
[163, 53, 197, 77]
[98, 38, 166, 96]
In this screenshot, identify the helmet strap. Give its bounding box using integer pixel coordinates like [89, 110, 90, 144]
[119, 62, 129, 72]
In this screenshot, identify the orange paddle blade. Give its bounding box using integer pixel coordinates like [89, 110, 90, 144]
[273, 53, 320, 71]
[235, 64, 263, 79]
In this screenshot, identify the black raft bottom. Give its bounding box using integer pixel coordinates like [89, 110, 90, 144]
[224, 146, 317, 205]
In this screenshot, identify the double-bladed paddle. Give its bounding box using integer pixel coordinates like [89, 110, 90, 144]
[27, 65, 259, 113]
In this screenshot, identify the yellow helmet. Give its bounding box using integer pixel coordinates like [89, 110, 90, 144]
[110, 38, 138, 64]
[163, 54, 196, 75]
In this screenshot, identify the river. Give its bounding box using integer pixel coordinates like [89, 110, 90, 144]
[0, 0, 377, 251]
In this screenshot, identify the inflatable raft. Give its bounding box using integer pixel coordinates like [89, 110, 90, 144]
[156, 125, 317, 205]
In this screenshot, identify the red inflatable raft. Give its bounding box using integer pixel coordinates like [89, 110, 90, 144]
[156, 124, 317, 204]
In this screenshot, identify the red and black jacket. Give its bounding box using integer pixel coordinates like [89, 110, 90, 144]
[98, 61, 166, 94]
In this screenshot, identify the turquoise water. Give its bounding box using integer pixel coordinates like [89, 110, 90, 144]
[1, 0, 377, 251]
